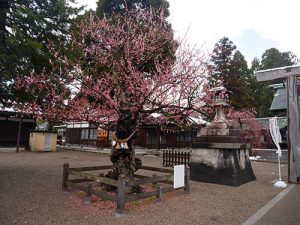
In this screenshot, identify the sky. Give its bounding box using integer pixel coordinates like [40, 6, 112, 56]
[75, 0, 300, 66]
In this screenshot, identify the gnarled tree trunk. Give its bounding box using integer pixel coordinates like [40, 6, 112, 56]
[106, 109, 142, 192]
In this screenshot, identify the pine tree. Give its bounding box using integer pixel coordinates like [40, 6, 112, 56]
[96, 0, 170, 18]
[210, 37, 253, 110]
[227, 51, 254, 110]
[210, 37, 236, 85]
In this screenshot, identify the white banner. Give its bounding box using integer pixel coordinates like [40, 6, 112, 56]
[269, 117, 282, 157]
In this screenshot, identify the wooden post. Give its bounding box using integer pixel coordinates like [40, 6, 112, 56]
[88, 126, 90, 147]
[181, 152, 184, 165]
[155, 185, 163, 204]
[190, 131, 193, 148]
[157, 126, 160, 151]
[166, 150, 169, 166]
[16, 115, 23, 153]
[84, 184, 92, 204]
[116, 174, 126, 217]
[152, 174, 158, 187]
[174, 151, 177, 165]
[184, 165, 190, 194]
[62, 163, 69, 191]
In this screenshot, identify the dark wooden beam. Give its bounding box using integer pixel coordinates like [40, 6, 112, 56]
[140, 165, 173, 173]
[68, 170, 119, 187]
[69, 165, 113, 171]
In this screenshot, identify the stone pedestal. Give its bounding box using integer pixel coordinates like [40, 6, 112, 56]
[191, 128, 256, 186]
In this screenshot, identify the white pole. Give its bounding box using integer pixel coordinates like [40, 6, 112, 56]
[278, 153, 282, 182]
[269, 117, 287, 188]
[274, 148, 287, 188]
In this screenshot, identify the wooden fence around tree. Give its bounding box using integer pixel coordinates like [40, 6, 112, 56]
[62, 163, 190, 216]
[163, 150, 191, 167]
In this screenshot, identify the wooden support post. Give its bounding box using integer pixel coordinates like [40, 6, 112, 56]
[84, 184, 92, 204]
[174, 151, 176, 165]
[87, 126, 90, 147]
[16, 116, 23, 153]
[157, 126, 160, 151]
[167, 151, 169, 166]
[62, 163, 69, 192]
[184, 165, 190, 194]
[156, 185, 163, 204]
[152, 174, 158, 187]
[181, 152, 184, 165]
[116, 174, 126, 217]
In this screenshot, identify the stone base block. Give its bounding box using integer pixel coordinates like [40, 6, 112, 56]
[190, 148, 256, 186]
[200, 128, 229, 136]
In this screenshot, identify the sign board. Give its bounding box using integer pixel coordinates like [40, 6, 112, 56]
[174, 165, 185, 189]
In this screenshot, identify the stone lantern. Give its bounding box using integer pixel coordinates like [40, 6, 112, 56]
[200, 85, 230, 136]
[191, 85, 256, 186]
[205, 86, 229, 130]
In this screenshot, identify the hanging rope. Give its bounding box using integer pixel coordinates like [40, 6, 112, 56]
[112, 129, 138, 150]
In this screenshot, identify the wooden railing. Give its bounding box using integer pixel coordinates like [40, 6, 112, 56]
[62, 164, 190, 216]
[163, 150, 190, 167]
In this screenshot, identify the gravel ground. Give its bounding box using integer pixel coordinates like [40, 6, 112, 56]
[0, 150, 288, 225]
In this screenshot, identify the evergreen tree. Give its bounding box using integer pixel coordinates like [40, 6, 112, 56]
[210, 37, 236, 85]
[260, 48, 298, 70]
[248, 58, 274, 117]
[228, 51, 253, 110]
[250, 57, 260, 74]
[0, 0, 82, 108]
[249, 48, 299, 117]
[96, 0, 170, 18]
[210, 37, 253, 109]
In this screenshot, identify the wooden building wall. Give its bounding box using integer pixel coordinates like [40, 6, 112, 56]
[0, 112, 36, 147]
[65, 128, 81, 145]
[135, 126, 197, 149]
[65, 124, 197, 149]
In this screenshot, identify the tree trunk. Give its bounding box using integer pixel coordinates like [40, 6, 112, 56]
[106, 109, 142, 192]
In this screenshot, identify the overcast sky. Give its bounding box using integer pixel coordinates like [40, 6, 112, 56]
[76, 0, 300, 65]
